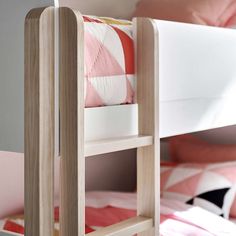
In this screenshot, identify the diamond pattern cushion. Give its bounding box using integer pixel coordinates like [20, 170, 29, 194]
[161, 161, 236, 219]
[83, 16, 135, 107]
[169, 134, 236, 217]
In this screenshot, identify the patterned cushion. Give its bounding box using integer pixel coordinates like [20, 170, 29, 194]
[84, 16, 135, 107]
[161, 162, 236, 219]
[169, 134, 236, 217]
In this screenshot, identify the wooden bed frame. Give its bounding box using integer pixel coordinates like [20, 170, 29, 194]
[24, 7, 158, 236]
[3, 4, 236, 236]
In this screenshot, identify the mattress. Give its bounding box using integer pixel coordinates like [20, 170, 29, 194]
[83, 16, 135, 107]
[1, 192, 236, 236]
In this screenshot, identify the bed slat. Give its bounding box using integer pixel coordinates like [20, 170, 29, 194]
[87, 216, 153, 236]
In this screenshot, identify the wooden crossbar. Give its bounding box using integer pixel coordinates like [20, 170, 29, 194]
[85, 135, 153, 157]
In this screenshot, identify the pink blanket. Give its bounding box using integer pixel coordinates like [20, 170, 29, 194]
[1, 192, 236, 235]
[86, 192, 236, 235]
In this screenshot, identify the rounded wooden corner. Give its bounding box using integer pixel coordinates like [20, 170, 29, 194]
[25, 6, 54, 22]
[59, 7, 84, 26]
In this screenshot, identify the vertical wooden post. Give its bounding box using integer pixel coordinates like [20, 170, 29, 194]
[59, 7, 85, 236]
[135, 18, 160, 236]
[25, 7, 55, 236]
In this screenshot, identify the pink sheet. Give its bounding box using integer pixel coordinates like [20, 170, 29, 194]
[160, 198, 236, 236]
[86, 192, 236, 235]
[2, 191, 236, 235]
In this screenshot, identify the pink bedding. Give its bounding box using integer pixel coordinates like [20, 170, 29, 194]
[84, 16, 135, 107]
[1, 192, 236, 235]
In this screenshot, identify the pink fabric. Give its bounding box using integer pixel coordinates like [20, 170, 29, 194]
[0, 152, 60, 219]
[169, 134, 236, 163]
[133, 0, 236, 27]
[161, 161, 236, 218]
[84, 16, 135, 107]
[2, 191, 236, 235]
[86, 192, 236, 235]
[169, 134, 236, 217]
[85, 32, 124, 78]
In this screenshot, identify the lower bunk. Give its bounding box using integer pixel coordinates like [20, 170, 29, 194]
[1, 191, 236, 236]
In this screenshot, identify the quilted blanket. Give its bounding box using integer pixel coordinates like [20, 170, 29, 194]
[1, 192, 236, 235]
[83, 16, 135, 107]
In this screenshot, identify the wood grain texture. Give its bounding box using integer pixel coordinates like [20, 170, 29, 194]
[59, 7, 85, 236]
[24, 7, 55, 236]
[135, 18, 160, 236]
[85, 135, 153, 157]
[87, 216, 153, 236]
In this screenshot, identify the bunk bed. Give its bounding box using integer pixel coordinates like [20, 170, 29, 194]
[2, 3, 236, 236]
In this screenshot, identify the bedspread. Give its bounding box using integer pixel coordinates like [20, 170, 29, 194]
[83, 16, 135, 107]
[1, 192, 236, 235]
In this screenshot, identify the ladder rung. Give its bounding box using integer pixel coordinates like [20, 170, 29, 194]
[87, 216, 153, 236]
[85, 135, 153, 157]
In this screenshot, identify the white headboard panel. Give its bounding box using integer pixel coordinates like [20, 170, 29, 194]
[153, 20, 236, 137]
[59, 0, 139, 19]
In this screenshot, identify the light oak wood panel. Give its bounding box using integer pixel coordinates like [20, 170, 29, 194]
[135, 18, 160, 236]
[25, 7, 55, 236]
[85, 135, 153, 157]
[59, 7, 85, 236]
[87, 216, 153, 236]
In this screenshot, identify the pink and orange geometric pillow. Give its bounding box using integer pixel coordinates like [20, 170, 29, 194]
[169, 134, 236, 217]
[161, 161, 236, 219]
[83, 16, 135, 107]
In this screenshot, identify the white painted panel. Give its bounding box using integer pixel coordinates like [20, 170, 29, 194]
[0, 0, 55, 152]
[154, 20, 236, 137]
[85, 104, 138, 141]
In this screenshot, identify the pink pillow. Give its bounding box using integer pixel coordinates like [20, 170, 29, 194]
[169, 134, 236, 163]
[161, 161, 236, 219]
[0, 152, 60, 219]
[133, 0, 236, 28]
[168, 135, 236, 217]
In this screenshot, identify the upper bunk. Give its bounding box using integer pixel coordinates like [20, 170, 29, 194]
[23, 6, 236, 154]
[57, 8, 236, 140]
[1, 1, 236, 153]
[137, 18, 236, 138]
